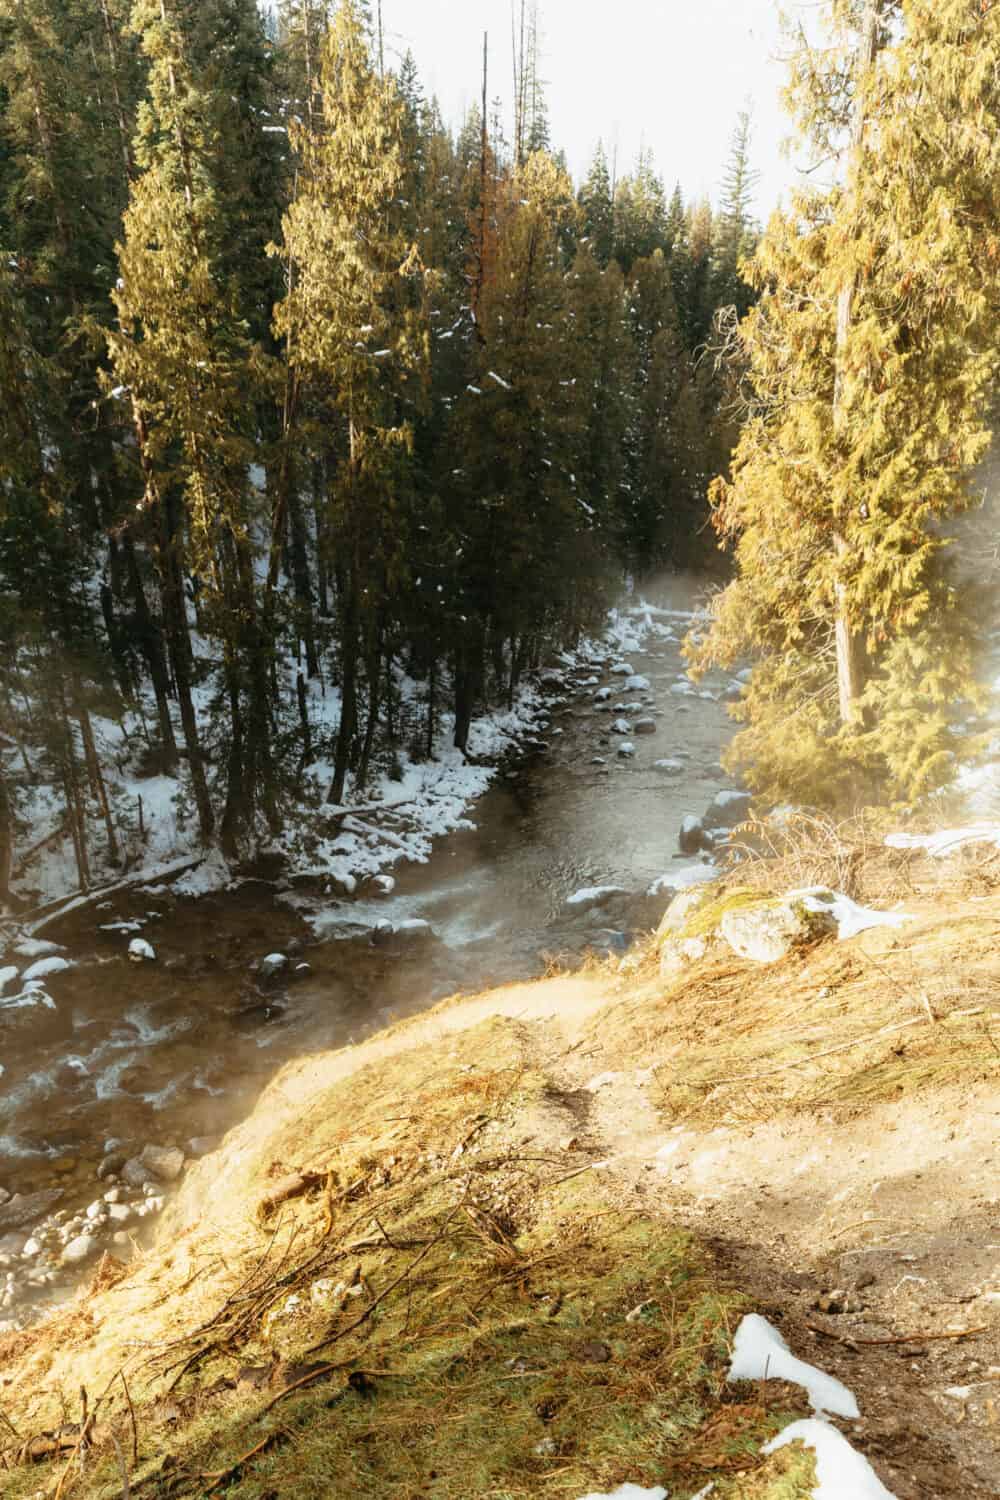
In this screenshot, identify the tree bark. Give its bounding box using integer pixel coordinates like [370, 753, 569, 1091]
[158, 491, 215, 841]
[832, 0, 883, 725]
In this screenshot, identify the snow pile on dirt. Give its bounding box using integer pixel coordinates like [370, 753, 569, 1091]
[789, 888, 913, 941]
[576, 1487, 668, 1500]
[729, 1314, 859, 1418]
[885, 825, 1000, 858]
[730, 1316, 898, 1498]
[566, 886, 627, 907]
[765, 1419, 897, 1498]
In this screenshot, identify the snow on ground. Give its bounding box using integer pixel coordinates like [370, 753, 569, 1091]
[728, 1315, 899, 1498]
[576, 1487, 668, 1500]
[790, 888, 913, 941]
[765, 1420, 897, 1499]
[4, 592, 699, 926]
[728, 1314, 859, 1418]
[647, 864, 718, 896]
[885, 824, 1000, 858]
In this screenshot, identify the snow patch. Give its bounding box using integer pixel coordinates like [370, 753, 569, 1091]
[728, 1315, 859, 1419]
[789, 888, 913, 942]
[21, 956, 72, 982]
[765, 1419, 897, 1498]
[575, 1488, 668, 1500]
[885, 825, 1000, 858]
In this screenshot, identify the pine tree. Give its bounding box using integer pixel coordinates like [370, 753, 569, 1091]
[711, 108, 759, 321]
[692, 0, 1000, 808]
[106, 0, 280, 848]
[579, 141, 614, 264]
[271, 0, 428, 803]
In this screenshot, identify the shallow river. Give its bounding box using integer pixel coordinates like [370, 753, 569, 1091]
[0, 586, 741, 1319]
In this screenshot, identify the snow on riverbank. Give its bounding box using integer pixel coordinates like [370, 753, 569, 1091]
[5, 596, 695, 931]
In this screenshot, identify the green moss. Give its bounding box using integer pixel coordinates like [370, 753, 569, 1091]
[679, 887, 775, 941]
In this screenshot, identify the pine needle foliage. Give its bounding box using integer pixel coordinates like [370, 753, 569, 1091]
[691, 0, 1000, 810]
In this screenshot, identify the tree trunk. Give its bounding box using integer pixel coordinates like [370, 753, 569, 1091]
[123, 532, 178, 765]
[832, 0, 883, 724]
[328, 573, 360, 805]
[0, 761, 13, 907]
[76, 691, 119, 864]
[356, 634, 382, 790]
[158, 492, 215, 841]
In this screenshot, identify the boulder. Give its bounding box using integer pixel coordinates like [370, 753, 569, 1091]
[703, 790, 752, 831]
[633, 719, 657, 736]
[617, 741, 636, 758]
[122, 1157, 157, 1190]
[624, 674, 651, 691]
[656, 883, 721, 940]
[611, 718, 632, 735]
[719, 898, 837, 964]
[654, 758, 685, 776]
[140, 1144, 186, 1183]
[97, 1151, 128, 1181]
[679, 816, 714, 855]
[127, 938, 156, 963]
[257, 952, 288, 980]
[0, 1189, 62, 1233]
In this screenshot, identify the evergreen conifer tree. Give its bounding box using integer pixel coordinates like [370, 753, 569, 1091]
[692, 0, 1000, 808]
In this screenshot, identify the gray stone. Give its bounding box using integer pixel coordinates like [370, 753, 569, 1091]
[62, 1233, 99, 1265]
[679, 816, 714, 855]
[98, 1151, 128, 1180]
[122, 1158, 156, 1189]
[257, 952, 288, 979]
[657, 884, 720, 938]
[659, 935, 711, 979]
[703, 790, 753, 831]
[720, 899, 837, 964]
[0, 1189, 62, 1233]
[106, 1203, 132, 1224]
[633, 718, 657, 735]
[187, 1135, 220, 1158]
[140, 1145, 185, 1182]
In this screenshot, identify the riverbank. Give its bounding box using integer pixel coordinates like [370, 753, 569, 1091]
[2, 839, 999, 1498]
[0, 588, 752, 1334]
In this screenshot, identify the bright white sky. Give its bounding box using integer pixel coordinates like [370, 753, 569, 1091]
[379, 0, 807, 220]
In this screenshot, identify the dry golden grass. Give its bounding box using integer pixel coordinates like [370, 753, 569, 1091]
[604, 894, 1000, 1129]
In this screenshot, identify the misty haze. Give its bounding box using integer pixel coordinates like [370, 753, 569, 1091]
[0, 3, 998, 1497]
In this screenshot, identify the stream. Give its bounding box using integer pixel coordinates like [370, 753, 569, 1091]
[0, 584, 743, 1327]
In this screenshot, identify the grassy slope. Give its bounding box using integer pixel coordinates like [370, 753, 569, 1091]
[6, 863, 999, 1498]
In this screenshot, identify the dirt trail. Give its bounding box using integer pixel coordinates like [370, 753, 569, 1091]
[525, 1042, 1000, 1497]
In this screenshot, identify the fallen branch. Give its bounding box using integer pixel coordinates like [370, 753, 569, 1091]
[808, 1322, 987, 1347]
[201, 1429, 290, 1493]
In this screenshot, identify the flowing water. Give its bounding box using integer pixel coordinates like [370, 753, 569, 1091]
[0, 585, 741, 1318]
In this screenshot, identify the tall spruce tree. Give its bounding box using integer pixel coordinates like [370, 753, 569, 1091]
[271, 0, 428, 803]
[692, 0, 1000, 808]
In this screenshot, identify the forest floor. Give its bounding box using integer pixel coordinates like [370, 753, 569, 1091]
[1, 855, 999, 1498]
